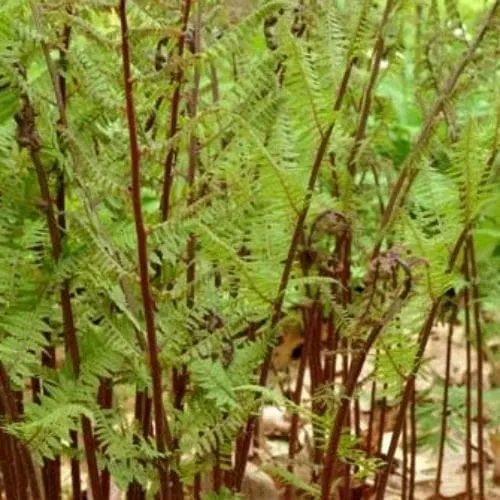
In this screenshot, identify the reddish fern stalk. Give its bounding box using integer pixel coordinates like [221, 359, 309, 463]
[0, 363, 42, 500]
[118, 2, 172, 498]
[161, 0, 193, 221]
[435, 309, 458, 496]
[468, 236, 486, 498]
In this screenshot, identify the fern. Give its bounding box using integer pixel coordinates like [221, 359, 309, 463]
[0, 0, 499, 498]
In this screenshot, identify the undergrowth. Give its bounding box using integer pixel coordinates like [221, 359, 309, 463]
[0, 0, 499, 499]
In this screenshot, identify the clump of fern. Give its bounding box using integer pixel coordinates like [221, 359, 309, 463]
[0, 1, 499, 499]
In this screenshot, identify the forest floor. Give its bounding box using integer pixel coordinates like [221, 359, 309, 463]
[233, 319, 500, 500]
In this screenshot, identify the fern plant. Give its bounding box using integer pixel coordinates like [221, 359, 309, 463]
[0, 1, 499, 499]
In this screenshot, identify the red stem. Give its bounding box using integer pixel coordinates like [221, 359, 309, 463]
[28, 8, 107, 495]
[323, 313, 337, 385]
[346, 0, 395, 177]
[362, 12, 499, 497]
[468, 236, 485, 498]
[17, 91, 102, 498]
[311, 308, 326, 481]
[0, 420, 19, 500]
[212, 437, 223, 492]
[55, 24, 76, 500]
[173, 4, 202, 497]
[366, 381, 377, 457]
[97, 378, 113, 498]
[463, 247, 474, 499]
[161, 0, 193, 221]
[118, 2, 171, 498]
[193, 474, 201, 499]
[41, 338, 60, 500]
[376, 389, 387, 459]
[70, 430, 81, 500]
[409, 382, 416, 500]
[0, 364, 42, 500]
[127, 390, 147, 500]
[402, 408, 408, 500]
[285, 304, 317, 500]
[435, 311, 457, 495]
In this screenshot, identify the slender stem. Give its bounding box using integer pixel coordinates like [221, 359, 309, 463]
[409, 381, 416, 500]
[285, 304, 316, 500]
[367, 13, 499, 496]
[35, 22, 72, 495]
[40, 346, 60, 499]
[193, 474, 201, 500]
[346, 0, 395, 177]
[173, 4, 202, 497]
[373, 380, 388, 489]
[16, 84, 101, 498]
[30, 2, 67, 126]
[0, 414, 14, 499]
[402, 408, 408, 500]
[97, 378, 113, 498]
[212, 437, 223, 493]
[29, 7, 109, 496]
[309, 306, 324, 401]
[353, 398, 361, 447]
[311, 309, 326, 482]
[323, 313, 337, 385]
[317, 7, 395, 493]
[339, 234, 352, 493]
[423, 36, 459, 142]
[161, 0, 193, 221]
[376, 388, 387, 459]
[435, 310, 458, 495]
[366, 380, 377, 457]
[468, 236, 485, 499]
[70, 430, 81, 500]
[118, 3, 171, 498]
[0, 417, 19, 500]
[56, 23, 74, 500]
[463, 247, 474, 499]
[0, 364, 43, 500]
[127, 390, 146, 500]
